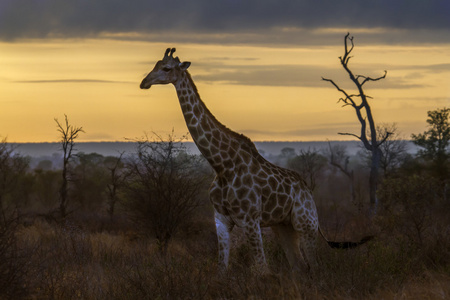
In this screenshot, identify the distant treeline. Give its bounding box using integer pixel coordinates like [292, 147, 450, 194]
[14, 140, 418, 158]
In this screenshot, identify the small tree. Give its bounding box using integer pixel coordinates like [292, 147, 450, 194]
[411, 107, 450, 180]
[125, 132, 209, 254]
[71, 152, 107, 210]
[104, 152, 126, 218]
[55, 115, 84, 218]
[359, 123, 409, 178]
[0, 138, 29, 217]
[322, 33, 389, 213]
[325, 142, 356, 204]
[287, 148, 327, 192]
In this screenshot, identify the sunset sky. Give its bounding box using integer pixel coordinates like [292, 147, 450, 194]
[1, 1, 449, 143]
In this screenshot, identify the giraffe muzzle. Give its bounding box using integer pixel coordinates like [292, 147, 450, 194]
[140, 79, 151, 89]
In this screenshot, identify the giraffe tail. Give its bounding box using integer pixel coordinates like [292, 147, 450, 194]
[318, 227, 374, 249]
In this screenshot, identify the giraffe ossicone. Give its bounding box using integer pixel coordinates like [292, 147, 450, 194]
[140, 48, 372, 273]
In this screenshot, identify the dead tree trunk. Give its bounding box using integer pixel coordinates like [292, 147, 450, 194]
[322, 33, 389, 215]
[55, 115, 84, 218]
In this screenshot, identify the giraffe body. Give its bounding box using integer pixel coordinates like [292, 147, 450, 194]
[140, 48, 366, 273]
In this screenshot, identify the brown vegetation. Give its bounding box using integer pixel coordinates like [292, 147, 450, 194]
[1, 109, 449, 299]
[1, 200, 448, 300]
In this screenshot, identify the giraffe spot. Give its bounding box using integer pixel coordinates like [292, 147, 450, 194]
[201, 119, 211, 132]
[213, 155, 222, 164]
[220, 150, 230, 160]
[254, 177, 267, 187]
[278, 194, 288, 206]
[262, 186, 271, 196]
[229, 148, 237, 159]
[232, 206, 241, 214]
[212, 137, 220, 148]
[193, 105, 200, 116]
[272, 207, 283, 219]
[241, 200, 250, 211]
[221, 135, 230, 145]
[189, 118, 198, 127]
[264, 194, 277, 212]
[242, 174, 253, 186]
[241, 152, 251, 164]
[268, 177, 278, 190]
[238, 165, 249, 174]
[210, 144, 219, 154]
[248, 190, 257, 202]
[182, 103, 192, 111]
[249, 163, 260, 174]
[236, 187, 249, 199]
[223, 159, 233, 169]
[233, 176, 242, 187]
[304, 201, 312, 210]
[198, 138, 208, 148]
[279, 183, 288, 194]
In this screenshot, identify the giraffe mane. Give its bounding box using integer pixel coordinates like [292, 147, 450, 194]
[184, 71, 259, 154]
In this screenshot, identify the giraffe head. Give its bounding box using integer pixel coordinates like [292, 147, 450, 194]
[140, 48, 191, 89]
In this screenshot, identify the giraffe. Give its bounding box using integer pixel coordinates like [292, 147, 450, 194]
[140, 48, 372, 273]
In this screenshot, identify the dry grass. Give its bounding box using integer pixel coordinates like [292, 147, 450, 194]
[1, 207, 447, 300]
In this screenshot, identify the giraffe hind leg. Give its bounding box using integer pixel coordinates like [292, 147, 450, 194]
[298, 231, 318, 272]
[272, 224, 306, 273]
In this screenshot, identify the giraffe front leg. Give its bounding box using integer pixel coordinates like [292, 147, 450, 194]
[244, 221, 269, 274]
[215, 212, 234, 272]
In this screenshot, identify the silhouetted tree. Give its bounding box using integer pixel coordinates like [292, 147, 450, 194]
[322, 33, 388, 214]
[325, 142, 356, 204]
[287, 148, 327, 191]
[104, 152, 126, 218]
[411, 107, 450, 180]
[72, 152, 107, 210]
[359, 123, 409, 178]
[0, 138, 29, 217]
[55, 115, 84, 218]
[124, 132, 209, 254]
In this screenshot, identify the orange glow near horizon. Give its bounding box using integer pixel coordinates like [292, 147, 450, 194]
[1, 38, 449, 143]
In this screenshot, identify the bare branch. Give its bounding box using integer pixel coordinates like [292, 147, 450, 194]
[338, 132, 361, 140]
[322, 77, 357, 107]
[342, 33, 354, 65]
[377, 131, 393, 147]
[361, 70, 387, 86]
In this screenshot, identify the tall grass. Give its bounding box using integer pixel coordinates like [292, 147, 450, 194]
[3, 204, 448, 299]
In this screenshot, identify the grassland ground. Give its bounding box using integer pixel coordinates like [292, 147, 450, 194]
[2, 206, 449, 300]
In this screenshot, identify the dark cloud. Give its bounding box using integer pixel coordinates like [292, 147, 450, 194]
[193, 64, 427, 89]
[14, 79, 131, 84]
[0, 0, 449, 44]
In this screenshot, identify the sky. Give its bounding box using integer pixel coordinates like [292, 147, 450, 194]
[1, 0, 449, 143]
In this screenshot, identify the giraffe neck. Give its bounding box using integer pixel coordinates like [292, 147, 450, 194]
[174, 72, 252, 174]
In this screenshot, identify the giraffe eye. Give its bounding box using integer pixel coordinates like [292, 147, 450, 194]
[162, 67, 171, 72]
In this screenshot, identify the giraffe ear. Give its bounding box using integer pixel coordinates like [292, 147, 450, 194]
[179, 61, 191, 71]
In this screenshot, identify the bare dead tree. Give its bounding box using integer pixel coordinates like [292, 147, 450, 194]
[55, 115, 84, 218]
[322, 33, 389, 214]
